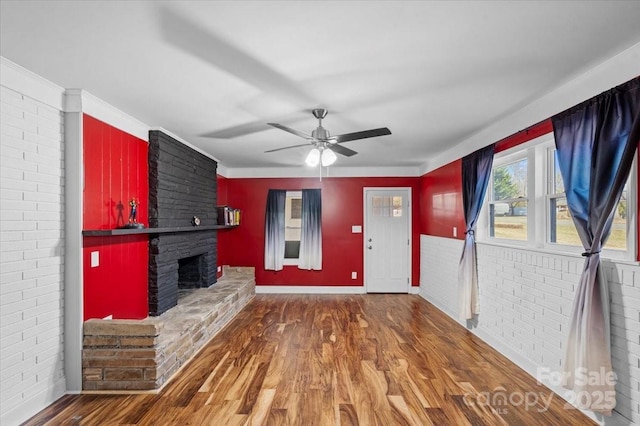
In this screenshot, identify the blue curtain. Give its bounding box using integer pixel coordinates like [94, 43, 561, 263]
[458, 143, 495, 321]
[264, 189, 286, 271]
[298, 189, 322, 270]
[552, 77, 639, 414]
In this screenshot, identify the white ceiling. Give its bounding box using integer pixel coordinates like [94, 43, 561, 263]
[2, 1, 640, 173]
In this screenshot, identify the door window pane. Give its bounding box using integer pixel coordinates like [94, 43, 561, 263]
[373, 196, 403, 217]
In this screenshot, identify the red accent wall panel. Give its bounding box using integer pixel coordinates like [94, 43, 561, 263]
[83, 236, 148, 320]
[217, 174, 229, 205]
[420, 159, 465, 240]
[222, 176, 421, 287]
[495, 120, 553, 153]
[217, 174, 229, 278]
[82, 114, 149, 320]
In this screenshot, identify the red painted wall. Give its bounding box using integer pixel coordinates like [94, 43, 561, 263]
[494, 120, 552, 153]
[82, 114, 149, 320]
[420, 159, 465, 240]
[220, 176, 421, 287]
[217, 174, 230, 278]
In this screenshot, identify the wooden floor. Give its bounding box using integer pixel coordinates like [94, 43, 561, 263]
[24, 294, 595, 425]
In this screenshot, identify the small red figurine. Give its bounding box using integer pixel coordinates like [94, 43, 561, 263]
[128, 198, 138, 225]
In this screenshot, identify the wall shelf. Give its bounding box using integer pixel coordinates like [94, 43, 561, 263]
[82, 225, 237, 237]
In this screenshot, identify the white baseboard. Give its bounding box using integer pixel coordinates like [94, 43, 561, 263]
[255, 286, 366, 294]
[418, 287, 458, 319]
[256, 286, 421, 294]
[1, 376, 66, 426]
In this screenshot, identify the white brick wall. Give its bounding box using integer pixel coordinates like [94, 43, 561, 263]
[420, 234, 640, 426]
[1, 85, 66, 425]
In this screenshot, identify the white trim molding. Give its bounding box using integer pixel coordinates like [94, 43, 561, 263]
[0, 56, 65, 110]
[150, 126, 221, 163]
[255, 286, 366, 294]
[224, 166, 422, 179]
[66, 89, 150, 141]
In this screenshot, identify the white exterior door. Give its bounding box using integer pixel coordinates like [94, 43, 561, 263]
[364, 188, 411, 293]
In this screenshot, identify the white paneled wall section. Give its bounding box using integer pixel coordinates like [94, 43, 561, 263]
[420, 234, 640, 426]
[0, 80, 66, 424]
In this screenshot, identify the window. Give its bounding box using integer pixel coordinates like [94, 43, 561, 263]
[480, 135, 636, 260]
[265, 189, 322, 270]
[488, 155, 529, 241]
[547, 148, 630, 251]
[284, 191, 302, 262]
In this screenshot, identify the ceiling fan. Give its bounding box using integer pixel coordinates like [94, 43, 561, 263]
[265, 109, 391, 167]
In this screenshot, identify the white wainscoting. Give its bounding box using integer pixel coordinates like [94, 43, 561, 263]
[420, 234, 640, 426]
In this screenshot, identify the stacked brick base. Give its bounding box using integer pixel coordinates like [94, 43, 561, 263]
[82, 267, 255, 391]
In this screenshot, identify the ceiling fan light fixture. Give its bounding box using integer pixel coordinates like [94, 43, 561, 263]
[267, 109, 391, 167]
[321, 148, 337, 167]
[305, 147, 320, 167]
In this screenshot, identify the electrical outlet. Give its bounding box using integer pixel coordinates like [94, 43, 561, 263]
[91, 251, 99, 267]
[351, 272, 357, 279]
[453, 227, 457, 237]
[217, 266, 222, 273]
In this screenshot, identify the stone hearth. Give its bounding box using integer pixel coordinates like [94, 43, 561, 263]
[82, 267, 255, 391]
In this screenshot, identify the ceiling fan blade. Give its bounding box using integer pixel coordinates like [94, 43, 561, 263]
[268, 123, 313, 140]
[332, 127, 391, 143]
[202, 121, 270, 139]
[264, 143, 312, 153]
[329, 144, 357, 157]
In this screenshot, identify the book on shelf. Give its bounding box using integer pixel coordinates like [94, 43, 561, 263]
[216, 206, 241, 226]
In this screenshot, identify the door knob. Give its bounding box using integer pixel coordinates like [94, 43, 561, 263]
[368, 245, 372, 249]
[368, 238, 372, 242]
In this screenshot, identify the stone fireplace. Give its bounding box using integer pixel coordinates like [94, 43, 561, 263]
[147, 130, 218, 316]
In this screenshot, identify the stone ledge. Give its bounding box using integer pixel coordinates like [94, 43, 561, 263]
[82, 266, 255, 391]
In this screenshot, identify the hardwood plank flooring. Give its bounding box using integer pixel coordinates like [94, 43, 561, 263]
[23, 294, 595, 425]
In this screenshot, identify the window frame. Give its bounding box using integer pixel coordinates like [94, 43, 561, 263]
[477, 134, 637, 262]
[483, 145, 534, 246]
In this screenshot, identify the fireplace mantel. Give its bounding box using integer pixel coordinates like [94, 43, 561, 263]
[82, 224, 236, 237]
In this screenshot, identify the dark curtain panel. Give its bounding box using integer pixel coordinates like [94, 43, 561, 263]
[298, 189, 322, 270]
[264, 189, 286, 271]
[458, 143, 495, 321]
[552, 77, 640, 414]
